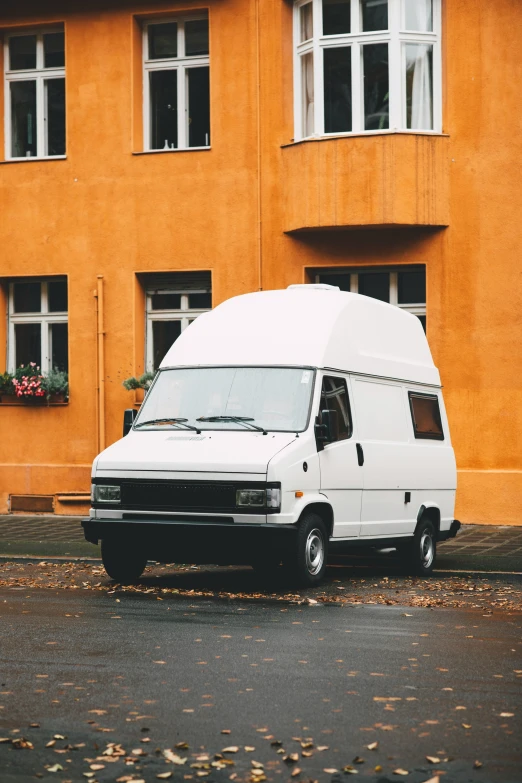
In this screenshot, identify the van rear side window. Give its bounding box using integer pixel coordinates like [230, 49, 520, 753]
[408, 393, 444, 440]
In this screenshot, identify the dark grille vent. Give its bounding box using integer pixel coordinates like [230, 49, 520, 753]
[121, 482, 236, 512]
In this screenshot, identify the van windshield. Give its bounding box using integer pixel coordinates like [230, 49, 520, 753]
[134, 367, 315, 432]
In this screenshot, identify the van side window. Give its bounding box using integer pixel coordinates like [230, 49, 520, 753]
[409, 393, 444, 440]
[320, 376, 352, 442]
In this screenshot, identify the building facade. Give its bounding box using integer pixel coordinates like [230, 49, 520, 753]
[0, 0, 520, 524]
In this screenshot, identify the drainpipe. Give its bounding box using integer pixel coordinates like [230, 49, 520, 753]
[95, 275, 105, 452]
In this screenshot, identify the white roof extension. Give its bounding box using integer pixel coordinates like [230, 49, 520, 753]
[161, 285, 440, 386]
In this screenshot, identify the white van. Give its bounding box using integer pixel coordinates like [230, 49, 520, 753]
[83, 285, 460, 585]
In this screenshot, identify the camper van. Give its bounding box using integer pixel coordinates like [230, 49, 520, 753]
[83, 285, 460, 585]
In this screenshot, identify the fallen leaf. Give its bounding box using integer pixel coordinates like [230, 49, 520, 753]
[352, 756, 364, 764]
[157, 774, 173, 780]
[500, 713, 514, 717]
[323, 769, 339, 774]
[367, 742, 378, 751]
[164, 750, 187, 765]
[222, 747, 239, 754]
[284, 754, 299, 764]
[221, 730, 231, 735]
[462, 724, 472, 729]
[317, 746, 329, 752]
[473, 761, 483, 769]
[245, 746, 255, 752]
[394, 769, 409, 776]
[291, 768, 301, 777]
[175, 742, 189, 750]
[343, 765, 358, 774]
[47, 765, 64, 773]
[426, 756, 440, 764]
[90, 764, 105, 771]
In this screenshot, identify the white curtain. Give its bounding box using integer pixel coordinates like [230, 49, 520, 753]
[303, 52, 314, 136]
[409, 44, 432, 129]
[405, 0, 432, 31]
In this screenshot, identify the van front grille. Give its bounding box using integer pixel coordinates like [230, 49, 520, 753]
[121, 481, 237, 512]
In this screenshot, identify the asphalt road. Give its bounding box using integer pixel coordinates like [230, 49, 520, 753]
[0, 588, 520, 783]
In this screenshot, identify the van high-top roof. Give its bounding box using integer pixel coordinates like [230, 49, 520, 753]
[160, 285, 440, 386]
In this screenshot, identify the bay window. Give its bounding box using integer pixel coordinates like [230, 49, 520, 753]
[293, 0, 440, 140]
[4, 28, 66, 159]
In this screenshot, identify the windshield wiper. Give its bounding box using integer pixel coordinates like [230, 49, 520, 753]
[196, 415, 267, 434]
[135, 417, 201, 433]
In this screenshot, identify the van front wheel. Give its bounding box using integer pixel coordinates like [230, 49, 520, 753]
[101, 537, 148, 584]
[399, 518, 437, 577]
[288, 513, 328, 587]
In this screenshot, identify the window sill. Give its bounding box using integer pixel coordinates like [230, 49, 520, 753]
[0, 155, 67, 164]
[132, 147, 211, 155]
[282, 129, 448, 148]
[0, 399, 68, 406]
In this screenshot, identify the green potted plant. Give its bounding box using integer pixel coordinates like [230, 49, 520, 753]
[0, 371, 15, 402]
[42, 369, 69, 403]
[123, 371, 155, 403]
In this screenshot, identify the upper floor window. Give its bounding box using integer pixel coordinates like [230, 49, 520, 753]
[4, 28, 66, 159]
[314, 266, 426, 331]
[293, 0, 440, 140]
[143, 13, 210, 151]
[142, 271, 212, 371]
[7, 279, 68, 372]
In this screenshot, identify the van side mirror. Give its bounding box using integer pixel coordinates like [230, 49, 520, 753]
[315, 409, 336, 444]
[123, 408, 137, 437]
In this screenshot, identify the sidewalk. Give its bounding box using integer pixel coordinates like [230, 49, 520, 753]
[0, 514, 520, 573]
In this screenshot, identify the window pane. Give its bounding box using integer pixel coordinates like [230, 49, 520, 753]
[44, 32, 65, 68]
[320, 377, 352, 442]
[417, 315, 427, 333]
[188, 67, 210, 147]
[324, 47, 352, 133]
[15, 323, 41, 367]
[153, 320, 182, 370]
[148, 23, 178, 59]
[185, 20, 209, 56]
[14, 282, 41, 313]
[151, 293, 181, 310]
[300, 3, 313, 42]
[361, 0, 388, 31]
[45, 78, 66, 155]
[51, 323, 68, 371]
[358, 272, 389, 302]
[318, 273, 351, 291]
[404, 0, 432, 31]
[150, 70, 178, 149]
[48, 280, 68, 312]
[323, 0, 351, 34]
[409, 393, 443, 439]
[398, 269, 426, 304]
[11, 81, 37, 157]
[9, 35, 37, 70]
[363, 43, 389, 130]
[301, 52, 314, 137]
[188, 293, 211, 309]
[405, 44, 433, 130]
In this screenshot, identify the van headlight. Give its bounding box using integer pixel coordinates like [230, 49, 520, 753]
[93, 484, 121, 503]
[236, 485, 281, 512]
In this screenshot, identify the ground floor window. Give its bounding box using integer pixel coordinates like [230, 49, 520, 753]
[143, 272, 212, 371]
[7, 278, 68, 372]
[314, 266, 426, 330]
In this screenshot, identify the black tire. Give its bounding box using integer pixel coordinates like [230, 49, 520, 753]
[287, 512, 328, 587]
[399, 518, 437, 576]
[101, 537, 148, 584]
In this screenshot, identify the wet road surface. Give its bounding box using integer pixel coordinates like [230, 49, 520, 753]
[0, 586, 520, 783]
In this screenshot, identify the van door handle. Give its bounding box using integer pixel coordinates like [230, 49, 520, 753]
[356, 443, 364, 466]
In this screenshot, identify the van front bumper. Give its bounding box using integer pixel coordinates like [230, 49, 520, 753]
[82, 517, 297, 564]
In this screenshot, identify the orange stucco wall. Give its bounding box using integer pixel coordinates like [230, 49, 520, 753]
[0, 0, 521, 524]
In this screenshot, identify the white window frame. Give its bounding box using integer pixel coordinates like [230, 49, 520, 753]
[145, 290, 211, 372]
[7, 280, 68, 373]
[293, 0, 441, 141]
[142, 13, 210, 151]
[314, 267, 426, 320]
[3, 27, 66, 160]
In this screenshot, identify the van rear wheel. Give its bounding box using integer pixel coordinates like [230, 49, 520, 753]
[288, 512, 328, 587]
[101, 537, 148, 584]
[399, 518, 437, 577]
